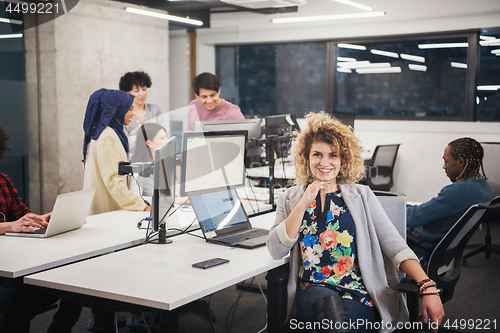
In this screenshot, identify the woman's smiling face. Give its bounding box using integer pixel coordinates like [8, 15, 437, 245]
[308, 141, 342, 184]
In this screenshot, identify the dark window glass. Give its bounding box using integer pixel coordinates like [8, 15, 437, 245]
[476, 29, 500, 122]
[216, 42, 327, 118]
[334, 37, 468, 119]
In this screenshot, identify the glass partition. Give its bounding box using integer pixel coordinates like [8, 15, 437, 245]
[216, 42, 327, 118]
[334, 35, 469, 119]
[476, 28, 500, 122]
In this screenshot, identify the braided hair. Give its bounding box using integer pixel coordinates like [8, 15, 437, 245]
[448, 137, 487, 182]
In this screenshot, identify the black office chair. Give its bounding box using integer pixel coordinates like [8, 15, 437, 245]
[463, 142, 500, 261]
[462, 199, 500, 261]
[360, 144, 401, 192]
[397, 198, 500, 325]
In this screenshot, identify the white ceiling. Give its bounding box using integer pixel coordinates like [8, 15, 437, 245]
[205, 0, 500, 43]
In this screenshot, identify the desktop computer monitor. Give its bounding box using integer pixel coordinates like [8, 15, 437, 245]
[332, 111, 356, 130]
[152, 136, 177, 232]
[193, 119, 262, 140]
[264, 114, 299, 137]
[180, 131, 247, 196]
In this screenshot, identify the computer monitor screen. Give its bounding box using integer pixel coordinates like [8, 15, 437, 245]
[180, 131, 247, 196]
[152, 136, 177, 232]
[193, 119, 262, 140]
[264, 114, 299, 137]
[333, 111, 356, 130]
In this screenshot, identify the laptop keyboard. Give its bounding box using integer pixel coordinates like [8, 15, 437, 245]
[216, 228, 269, 244]
[19, 227, 46, 234]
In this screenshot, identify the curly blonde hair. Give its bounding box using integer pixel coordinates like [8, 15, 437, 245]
[292, 111, 365, 185]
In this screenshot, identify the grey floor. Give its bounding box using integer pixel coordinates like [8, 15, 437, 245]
[30, 222, 500, 333]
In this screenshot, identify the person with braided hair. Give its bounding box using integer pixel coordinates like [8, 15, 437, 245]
[407, 137, 492, 260]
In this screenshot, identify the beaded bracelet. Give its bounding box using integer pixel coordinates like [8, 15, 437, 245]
[417, 278, 432, 288]
[421, 284, 437, 292]
[419, 281, 437, 294]
[420, 289, 440, 296]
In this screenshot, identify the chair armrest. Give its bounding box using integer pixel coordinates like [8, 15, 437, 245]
[396, 276, 418, 294]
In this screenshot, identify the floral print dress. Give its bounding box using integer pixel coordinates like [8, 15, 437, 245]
[298, 190, 374, 308]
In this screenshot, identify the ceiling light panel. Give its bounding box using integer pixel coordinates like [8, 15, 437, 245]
[371, 49, 399, 58]
[338, 43, 366, 50]
[400, 53, 425, 63]
[125, 7, 203, 26]
[418, 42, 468, 49]
[271, 11, 385, 23]
[355, 67, 402, 74]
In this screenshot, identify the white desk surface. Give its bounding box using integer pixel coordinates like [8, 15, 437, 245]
[0, 210, 150, 279]
[25, 212, 286, 311]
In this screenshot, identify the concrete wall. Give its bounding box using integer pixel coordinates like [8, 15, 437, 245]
[35, 0, 170, 212]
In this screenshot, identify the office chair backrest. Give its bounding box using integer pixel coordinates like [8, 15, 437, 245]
[481, 142, 500, 197]
[426, 197, 500, 303]
[366, 144, 401, 191]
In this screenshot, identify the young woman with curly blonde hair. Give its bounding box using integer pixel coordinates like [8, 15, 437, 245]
[267, 111, 444, 333]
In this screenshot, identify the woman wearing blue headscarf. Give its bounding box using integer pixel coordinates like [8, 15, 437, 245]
[83, 89, 150, 215]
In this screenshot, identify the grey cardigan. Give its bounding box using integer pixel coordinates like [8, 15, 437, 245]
[266, 183, 418, 332]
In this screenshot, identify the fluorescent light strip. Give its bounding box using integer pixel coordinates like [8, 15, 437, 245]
[339, 61, 390, 69]
[271, 11, 385, 24]
[0, 17, 23, 25]
[338, 43, 366, 50]
[337, 67, 352, 73]
[480, 35, 496, 40]
[451, 62, 467, 69]
[371, 49, 399, 58]
[356, 67, 401, 74]
[408, 64, 427, 72]
[337, 57, 357, 62]
[332, 0, 372, 11]
[400, 53, 425, 63]
[125, 7, 203, 26]
[0, 33, 23, 39]
[479, 38, 500, 46]
[477, 85, 500, 91]
[418, 42, 468, 49]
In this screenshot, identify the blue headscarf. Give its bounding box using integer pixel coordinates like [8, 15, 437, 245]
[83, 89, 134, 163]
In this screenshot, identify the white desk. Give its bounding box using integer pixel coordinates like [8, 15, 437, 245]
[25, 213, 284, 311]
[0, 210, 151, 278]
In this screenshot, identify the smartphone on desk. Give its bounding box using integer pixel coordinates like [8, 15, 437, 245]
[192, 258, 230, 269]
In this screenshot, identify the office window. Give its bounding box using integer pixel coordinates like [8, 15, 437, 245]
[476, 29, 500, 122]
[216, 42, 327, 118]
[334, 36, 469, 119]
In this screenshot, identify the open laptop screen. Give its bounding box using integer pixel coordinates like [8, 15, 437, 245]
[189, 188, 248, 233]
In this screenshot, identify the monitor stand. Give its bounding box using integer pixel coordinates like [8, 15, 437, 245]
[150, 223, 172, 244]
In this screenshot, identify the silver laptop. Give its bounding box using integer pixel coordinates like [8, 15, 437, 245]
[5, 188, 95, 238]
[189, 188, 269, 249]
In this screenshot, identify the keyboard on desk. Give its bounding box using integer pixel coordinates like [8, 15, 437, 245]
[215, 228, 269, 245]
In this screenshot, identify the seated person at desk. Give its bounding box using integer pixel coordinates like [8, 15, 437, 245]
[83, 89, 150, 214]
[267, 111, 444, 332]
[130, 123, 169, 196]
[187, 72, 244, 130]
[407, 137, 492, 260]
[0, 126, 81, 333]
